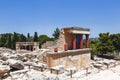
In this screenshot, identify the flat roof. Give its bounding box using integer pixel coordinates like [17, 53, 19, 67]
[62, 27, 90, 34]
[62, 26, 90, 31]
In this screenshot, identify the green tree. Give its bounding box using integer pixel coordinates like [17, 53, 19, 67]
[20, 34, 26, 42]
[27, 33, 30, 41]
[39, 35, 55, 48]
[111, 34, 120, 52]
[90, 38, 99, 59]
[34, 32, 38, 42]
[98, 33, 115, 55]
[0, 34, 6, 47]
[52, 27, 60, 39]
[7, 34, 12, 48]
[12, 32, 21, 49]
[0, 33, 28, 49]
[38, 35, 50, 48]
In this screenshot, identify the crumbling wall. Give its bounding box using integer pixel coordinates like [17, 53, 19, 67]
[41, 29, 66, 51]
[81, 53, 91, 68]
[47, 49, 91, 69]
[53, 53, 90, 69]
[41, 41, 57, 48]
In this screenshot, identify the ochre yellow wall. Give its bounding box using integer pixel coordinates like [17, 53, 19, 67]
[46, 49, 91, 69]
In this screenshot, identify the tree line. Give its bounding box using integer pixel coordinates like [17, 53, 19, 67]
[0, 28, 60, 49]
[91, 32, 120, 59]
[2, 27, 119, 59]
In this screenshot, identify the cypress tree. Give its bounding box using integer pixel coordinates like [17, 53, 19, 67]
[33, 32, 38, 42]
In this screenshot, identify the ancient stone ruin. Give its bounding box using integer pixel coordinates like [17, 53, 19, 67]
[42, 27, 91, 69]
[1, 27, 119, 80]
[16, 42, 39, 51]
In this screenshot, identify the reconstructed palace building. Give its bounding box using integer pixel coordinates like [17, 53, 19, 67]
[45, 27, 91, 69]
[16, 42, 39, 51]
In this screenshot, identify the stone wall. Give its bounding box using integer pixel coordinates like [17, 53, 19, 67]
[41, 29, 66, 51]
[47, 49, 91, 69]
[41, 29, 74, 51]
[41, 41, 57, 49]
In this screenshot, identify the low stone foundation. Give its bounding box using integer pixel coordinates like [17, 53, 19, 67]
[46, 48, 91, 69]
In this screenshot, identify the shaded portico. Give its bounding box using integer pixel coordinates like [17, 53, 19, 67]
[16, 42, 39, 51]
[62, 27, 90, 50]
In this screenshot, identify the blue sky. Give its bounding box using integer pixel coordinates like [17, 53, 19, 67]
[0, 0, 120, 38]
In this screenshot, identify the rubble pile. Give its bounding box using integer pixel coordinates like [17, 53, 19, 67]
[0, 65, 10, 79]
[0, 48, 69, 80]
[0, 48, 50, 80]
[5, 70, 49, 80]
[0, 47, 120, 80]
[6, 59, 24, 70]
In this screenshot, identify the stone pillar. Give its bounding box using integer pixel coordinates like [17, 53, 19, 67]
[80, 34, 83, 49]
[73, 34, 76, 49]
[19, 44, 21, 50]
[86, 34, 89, 48]
[22, 44, 23, 50]
[25, 45, 27, 50]
[47, 55, 54, 67]
[29, 45, 31, 51]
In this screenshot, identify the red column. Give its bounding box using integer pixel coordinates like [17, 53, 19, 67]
[73, 34, 76, 49]
[80, 34, 83, 49]
[64, 43, 68, 51]
[86, 34, 89, 48]
[54, 48, 58, 52]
